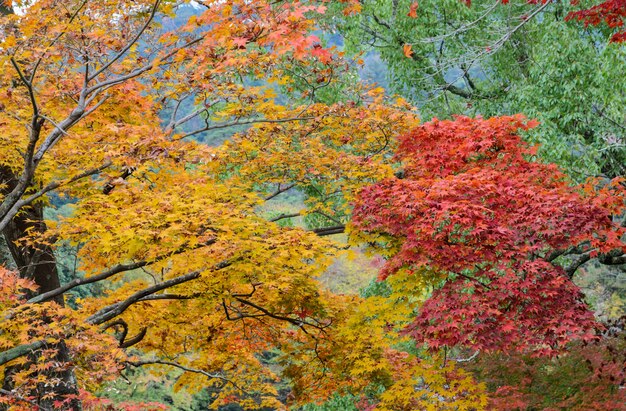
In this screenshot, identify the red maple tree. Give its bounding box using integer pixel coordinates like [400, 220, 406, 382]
[353, 115, 626, 354]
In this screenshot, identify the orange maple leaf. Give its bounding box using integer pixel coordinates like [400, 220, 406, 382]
[408, 2, 419, 18]
[403, 44, 414, 58]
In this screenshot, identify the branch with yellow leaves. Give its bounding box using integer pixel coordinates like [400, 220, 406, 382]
[87, 270, 201, 325]
[125, 359, 249, 394]
[28, 240, 218, 304]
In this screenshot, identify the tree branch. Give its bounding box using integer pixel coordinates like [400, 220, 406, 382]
[269, 212, 301, 222]
[231, 296, 329, 334]
[28, 240, 214, 304]
[565, 252, 593, 279]
[126, 359, 247, 393]
[10, 57, 38, 118]
[88, 0, 161, 81]
[87, 271, 201, 325]
[13, 161, 112, 210]
[0, 341, 45, 367]
[177, 116, 316, 141]
[311, 225, 345, 236]
[264, 183, 296, 201]
[86, 37, 204, 95]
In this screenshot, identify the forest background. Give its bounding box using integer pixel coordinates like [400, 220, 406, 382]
[0, 0, 625, 410]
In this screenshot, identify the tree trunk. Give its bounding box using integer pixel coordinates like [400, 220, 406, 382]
[3, 203, 63, 303]
[1, 3, 80, 408]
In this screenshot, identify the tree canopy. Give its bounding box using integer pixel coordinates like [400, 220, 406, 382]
[333, 0, 626, 178]
[0, 0, 625, 410]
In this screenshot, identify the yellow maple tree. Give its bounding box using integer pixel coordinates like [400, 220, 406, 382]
[0, 1, 488, 410]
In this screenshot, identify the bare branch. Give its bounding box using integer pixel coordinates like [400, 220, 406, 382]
[32, 107, 86, 164]
[136, 293, 199, 302]
[310, 225, 345, 236]
[565, 252, 593, 279]
[120, 327, 148, 348]
[88, 0, 162, 81]
[453, 350, 480, 363]
[269, 212, 301, 222]
[264, 183, 296, 201]
[419, 2, 500, 44]
[0, 341, 45, 367]
[126, 359, 247, 393]
[599, 250, 626, 266]
[167, 99, 220, 135]
[10, 57, 38, 118]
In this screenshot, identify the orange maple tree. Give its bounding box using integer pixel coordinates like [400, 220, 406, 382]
[0, 0, 459, 409]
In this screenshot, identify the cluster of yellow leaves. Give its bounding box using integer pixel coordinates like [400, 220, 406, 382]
[214, 88, 418, 218]
[279, 269, 487, 409]
[376, 352, 487, 411]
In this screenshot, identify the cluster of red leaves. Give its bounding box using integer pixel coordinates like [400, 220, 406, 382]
[464, 318, 626, 410]
[567, 0, 626, 42]
[353, 115, 626, 353]
[0, 268, 130, 410]
[408, 261, 597, 353]
[458, 0, 626, 41]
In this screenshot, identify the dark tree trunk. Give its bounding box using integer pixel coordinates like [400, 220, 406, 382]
[3, 203, 63, 303]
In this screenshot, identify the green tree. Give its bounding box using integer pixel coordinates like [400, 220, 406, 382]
[332, 0, 626, 178]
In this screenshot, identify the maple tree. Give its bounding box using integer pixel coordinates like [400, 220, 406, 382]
[352, 115, 626, 354]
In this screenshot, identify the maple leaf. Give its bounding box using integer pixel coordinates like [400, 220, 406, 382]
[408, 2, 419, 18]
[403, 43, 414, 58]
[232, 37, 248, 48]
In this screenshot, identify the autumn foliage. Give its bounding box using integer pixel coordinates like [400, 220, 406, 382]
[464, 319, 626, 410]
[567, 0, 626, 42]
[353, 115, 626, 354]
[0, 0, 625, 410]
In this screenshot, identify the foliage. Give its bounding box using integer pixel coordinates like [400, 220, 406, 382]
[463, 320, 626, 410]
[567, 0, 626, 42]
[0, 267, 128, 410]
[0, 0, 488, 409]
[331, 0, 626, 179]
[1, 0, 625, 409]
[353, 115, 626, 354]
